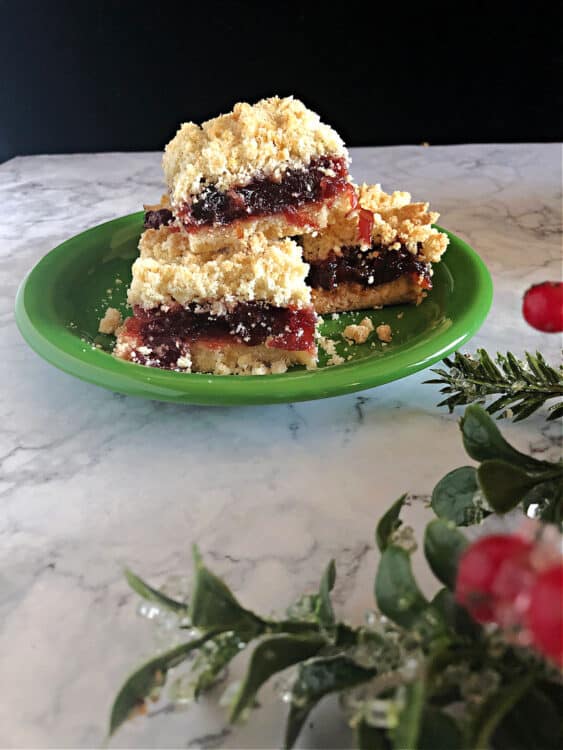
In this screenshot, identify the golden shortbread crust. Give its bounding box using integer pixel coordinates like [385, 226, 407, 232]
[311, 276, 426, 314]
[114, 335, 316, 376]
[143, 191, 354, 256]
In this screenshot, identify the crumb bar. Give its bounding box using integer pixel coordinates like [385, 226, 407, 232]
[160, 97, 354, 254]
[302, 184, 449, 314]
[114, 232, 317, 374]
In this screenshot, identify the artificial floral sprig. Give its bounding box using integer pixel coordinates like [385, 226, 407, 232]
[432, 405, 563, 526]
[109, 498, 563, 750]
[426, 350, 563, 422]
[108, 405, 562, 749]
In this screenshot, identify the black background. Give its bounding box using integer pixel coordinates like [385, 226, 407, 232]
[1, 0, 561, 163]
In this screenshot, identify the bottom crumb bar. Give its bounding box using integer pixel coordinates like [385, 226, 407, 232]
[113, 301, 317, 375]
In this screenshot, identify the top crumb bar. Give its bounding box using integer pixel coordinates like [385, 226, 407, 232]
[302, 183, 449, 264]
[163, 96, 348, 204]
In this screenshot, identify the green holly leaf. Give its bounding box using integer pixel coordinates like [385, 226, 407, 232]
[376, 494, 408, 552]
[477, 460, 539, 514]
[124, 568, 188, 615]
[423, 519, 468, 589]
[190, 546, 265, 638]
[230, 634, 325, 722]
[284, 656, 376, 749]
[374, 546, 428, 629]
[460, 405, 546, 469]
[109, 633, 216, 736]
[431, 467, 487, 526]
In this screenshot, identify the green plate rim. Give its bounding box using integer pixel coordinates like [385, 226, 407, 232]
[15, 212, 493, 406]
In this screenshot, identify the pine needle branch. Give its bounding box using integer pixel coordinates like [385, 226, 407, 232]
[425, 349, 563, 421]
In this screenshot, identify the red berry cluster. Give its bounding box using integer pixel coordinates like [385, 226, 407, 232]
[455, 531, 563, 666]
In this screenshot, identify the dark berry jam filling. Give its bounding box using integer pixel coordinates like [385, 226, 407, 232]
[177, 156, 349, 229]
[123, 302, 316, 368]
[306, 245, 431, 290]
[144, 208, 174, 230]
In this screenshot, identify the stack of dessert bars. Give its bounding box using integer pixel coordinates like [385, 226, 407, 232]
[114, 97, 448, 374]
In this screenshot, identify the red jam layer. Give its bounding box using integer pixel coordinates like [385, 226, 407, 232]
[122, 302, 316, 369]
[306, 245, 432, 290]
[176, 156, 349, 230]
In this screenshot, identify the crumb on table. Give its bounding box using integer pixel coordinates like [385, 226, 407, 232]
[375, 323, 393, 343]
[343, 317, 374, 344]
[98, 307, 122, 335]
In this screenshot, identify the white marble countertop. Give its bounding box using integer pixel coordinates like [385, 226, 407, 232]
[0, 145, 561, 749]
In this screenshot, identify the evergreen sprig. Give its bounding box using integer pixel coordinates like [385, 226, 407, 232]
[426, 350, 563, 422]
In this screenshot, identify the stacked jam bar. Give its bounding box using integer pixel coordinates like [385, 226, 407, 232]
[115, 97, 353, 374]
[114, 96, 449, 375]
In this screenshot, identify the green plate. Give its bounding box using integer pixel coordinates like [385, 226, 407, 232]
[15, 213, 492, 405]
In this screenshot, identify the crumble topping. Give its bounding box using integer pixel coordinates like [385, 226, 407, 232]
[375, 323, 393, 343]
[162, 96, 348, 204]
[318, 335, 344, 366]
[176, 353, 192, 370]
[98, 307, 122, 335]
[343, 317, 374, 344]
[301, 183, 449, 264]
[359, 184, 448, 263]
[357, 183, 412, 212]
[129, 231, 311, 309]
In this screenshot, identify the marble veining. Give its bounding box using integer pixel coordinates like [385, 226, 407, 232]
[0, 145, 561, 748]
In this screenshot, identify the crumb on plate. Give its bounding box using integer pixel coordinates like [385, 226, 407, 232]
[318, 335, 344, 366]
[98, 307, 122, 335]
[375, 323, 393, 343]
[343, 317, 374, 344]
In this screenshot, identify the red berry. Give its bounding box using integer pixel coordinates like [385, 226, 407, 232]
[527, 564, 563, 666]
[522, 282, 563, 333]
[455, 535, 533, 623]
[491, 554, 537, 630]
